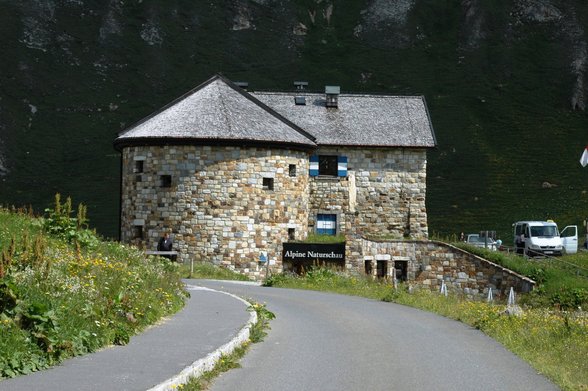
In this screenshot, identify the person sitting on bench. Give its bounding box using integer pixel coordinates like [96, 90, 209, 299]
[157, 232, 174, 260]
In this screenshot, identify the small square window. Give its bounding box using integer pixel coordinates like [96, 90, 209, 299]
[262, 177, 274, 191]
[289, 164, 296, 177]
[132, 225, 143, 239]
[134, 160, 144, 173]
[135, 175, 142, 182]
[288, 228, 295, 240]
[160, 175, 172, 188]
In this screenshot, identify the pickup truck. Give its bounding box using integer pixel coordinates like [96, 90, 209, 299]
[466, 234, 497, 251]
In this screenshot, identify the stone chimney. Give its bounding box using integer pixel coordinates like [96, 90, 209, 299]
[235, 81, 249, 91]
[325, 85, 340, 108]
[294, 81, 308, 90]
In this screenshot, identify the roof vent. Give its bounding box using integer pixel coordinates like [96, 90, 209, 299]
[235, 81, 249, 90]
[325, 85, 340, 108]
[294, 81, 308, 90]
[294, 96, 306, 105]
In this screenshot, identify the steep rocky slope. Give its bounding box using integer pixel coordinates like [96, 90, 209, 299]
[0, 0, 587, 239]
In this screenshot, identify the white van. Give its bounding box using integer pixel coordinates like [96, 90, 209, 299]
[513, 221, 578, 257]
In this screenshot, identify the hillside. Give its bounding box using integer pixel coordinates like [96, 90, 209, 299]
[0, 0, 587, 241]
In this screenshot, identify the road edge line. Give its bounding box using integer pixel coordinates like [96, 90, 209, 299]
[146, 285, 258, 391]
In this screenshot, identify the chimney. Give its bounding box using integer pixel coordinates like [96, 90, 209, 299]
[294, 96, 306, 105]
[235, 81, 249, 90]
[325, 85, 340, 108]
[294, 81, 308, 90]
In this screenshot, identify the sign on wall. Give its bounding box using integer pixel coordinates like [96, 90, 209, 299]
[282, 242, 345, 265]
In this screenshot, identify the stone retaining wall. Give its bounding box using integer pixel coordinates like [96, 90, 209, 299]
[361, 239, 535, 298]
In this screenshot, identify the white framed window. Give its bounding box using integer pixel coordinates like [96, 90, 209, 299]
[316, 214, 337, 235]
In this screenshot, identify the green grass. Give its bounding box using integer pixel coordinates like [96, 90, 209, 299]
[449, 243, 588, 309]
[263, 268, 587, 391]
[264, 267, 393, 299]
[295, 233, 346, 244]
[0, 207, 187, 378]
[180, 262, 251, 281]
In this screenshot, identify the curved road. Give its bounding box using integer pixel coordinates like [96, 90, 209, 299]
[192, 279, 558, 391]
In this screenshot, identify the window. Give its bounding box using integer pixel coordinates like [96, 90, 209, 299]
[288, 228, 295, 240]
[160, 175, 172, 188]
[309, 155, 347, 177]
[263, 177, 274, 190]
[289, 164, 297, 177]
[134, 160, 144, 173]
[132, 225, 143, 240]
[316, 214, 337, 235]
[319, 156, 338, 176]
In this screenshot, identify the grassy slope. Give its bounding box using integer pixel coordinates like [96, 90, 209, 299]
[0, 1, 587, 241]
[0, 208, 186, 377]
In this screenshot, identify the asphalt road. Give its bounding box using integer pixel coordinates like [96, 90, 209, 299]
[0, 286, 251, 391]
[192, 279, 558, 391]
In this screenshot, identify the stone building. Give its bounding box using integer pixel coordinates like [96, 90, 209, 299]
[114, 74, 436, 279]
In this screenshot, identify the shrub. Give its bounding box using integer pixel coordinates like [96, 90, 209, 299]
[550, 287, 588, 310]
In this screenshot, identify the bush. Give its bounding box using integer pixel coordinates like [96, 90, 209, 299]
[550, 287, 588, 310]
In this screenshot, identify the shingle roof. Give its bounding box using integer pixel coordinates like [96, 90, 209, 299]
[114, 75, 436, 151]
[114, 75, 317, 150]
[252, 92, 437, 148]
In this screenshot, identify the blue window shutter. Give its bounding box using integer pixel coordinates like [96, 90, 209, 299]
[337, 156, 348, 177]
[309, 155, 319, 176]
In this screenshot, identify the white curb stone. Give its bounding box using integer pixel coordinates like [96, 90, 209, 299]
[147, 285, 258, 391]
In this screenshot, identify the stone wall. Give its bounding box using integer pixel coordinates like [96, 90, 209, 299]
[121, 145, 310, 279]
[308, 147, 429, 272]
[120, 144, 432, 281]
[309, 147, 429, 240]
[361, 239, 535, 298]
